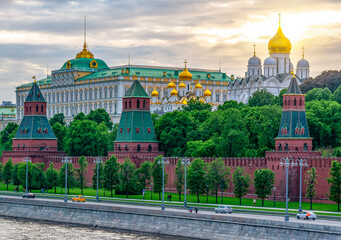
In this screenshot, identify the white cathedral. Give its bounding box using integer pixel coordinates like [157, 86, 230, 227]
[228, 20, 310, 103]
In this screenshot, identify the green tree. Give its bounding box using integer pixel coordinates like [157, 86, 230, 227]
[0, 122, 19, 151]
[248, 89, 275, 107]
[182, 99, 212, 112]
[175, 160, 185, 201]
[152, 156, 168, 200]
[52, 122, 67, 150]
[87, 109, 113, 129]
[253, 169, 275, 206]
[233, 167, 250, 205]
[333, 84, 341, 104]
[305, 167, 318, 210]
[2, 158, 13, 190]
[59, 162, 76, 194]
[118, 158, 137, 198]
[187, 158, 207, 203]
[305, 88, 333, 102]
[31, 163, 45, 189]
[217, 100, 245, 111]
[134, 161, 152, 193]
[300, 70, 341, 93]
[108, 123, 119, 151]
[12, 163, 21, 189]
[49, 113, 66, 126]
[207, 158, 230, 203]
[74, 112, 86, 121]
[327, 161, 341, 211]
[103, 155, 120, 197]
[76, 156, 88, 195]
[45, 163, 59, 193]
[92, 162, 104, 191]
[0, 162, 3, 189]
[18, 162, 33, 191]
[64, 120, 108, 156]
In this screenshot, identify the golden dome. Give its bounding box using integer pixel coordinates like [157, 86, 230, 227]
[76, 43, 94, 59]
[151, 88, 159, 97]
[204, 89, 212, 97]
[179, 60, 192, 81]
[171, 88, 178, 96]
[195, 83, 202, 89]
[179, 81, 186, 88]
[268, 25, 291, 54]
[168, 81, 176, 88]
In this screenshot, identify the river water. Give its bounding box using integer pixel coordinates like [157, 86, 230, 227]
[0, 217, 178, 240]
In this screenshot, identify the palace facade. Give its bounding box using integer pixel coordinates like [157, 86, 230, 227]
[15, 43, 231, 124]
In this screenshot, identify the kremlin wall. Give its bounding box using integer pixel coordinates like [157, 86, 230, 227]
[1, 73, 341, 204]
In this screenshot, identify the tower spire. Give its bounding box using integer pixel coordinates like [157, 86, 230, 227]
[302, 47, 305, 59]
[84, 16, 86, 47]
[253, 44, 256, 56]
[278, 13, 281, 25]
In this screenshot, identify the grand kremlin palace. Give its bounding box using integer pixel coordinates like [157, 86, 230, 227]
[15, 18, 309, 124]
[15, 43, 231, 124]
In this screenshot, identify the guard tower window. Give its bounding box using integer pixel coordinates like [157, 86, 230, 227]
[143, 99, 147, 109]
[137, 99, 140, 109]
[300, 98, 302, 106]
[118, 145, 121, 151]
[125, 144, 128, 151]
[137, 144, 141, 152]
[294, 98, 297, 106]
[284, 143, 289, 151]
[129, 100, 131, 108]
[148, 145, 152, 152]
[304, 143, 308, 151]
[124, 100, 127, 109]
[278, 143, 282, 151]
[36, 105, 39, 112]
[136, 128, 140, 133]
[41, 105, 44, 112]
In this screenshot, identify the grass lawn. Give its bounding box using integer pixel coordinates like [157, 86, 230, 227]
[1, 182, 340, 213]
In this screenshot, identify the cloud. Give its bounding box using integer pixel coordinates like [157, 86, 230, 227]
[0, 0, 341, 102]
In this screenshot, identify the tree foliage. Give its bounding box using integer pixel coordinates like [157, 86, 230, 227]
[0, 122, 19, 151]
[253, 169, 275, 206]
[59, 162, 76, 194]
[49, 113, 66, 126]
[152, 156, 168, 200]
[187, 158, 207, 203]
[103, 155, 120, 197]
[300, 70, 341, 93]
[175, 160, 185, 201]
[248, 89, 276, 107]
[233, 167, 250, 205]
[327, 161, 341, 211]
[305, 167, 318, 210]
[76, 156, 88, 195]
[52, 122, 67, 150]
[118, 158, 137, 197]
[207, 158, 230, 203]
[87, 109, 113, 130]
[2, 158, 13, 190]
[45, 163, 59, 193]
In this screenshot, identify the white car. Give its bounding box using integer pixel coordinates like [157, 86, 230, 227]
[214, 205, 232, 214]
[296, 211, 317, 220]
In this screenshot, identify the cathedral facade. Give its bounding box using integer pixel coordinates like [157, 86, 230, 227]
[228, 20, 310, 103]
[15, 43, 231, 124]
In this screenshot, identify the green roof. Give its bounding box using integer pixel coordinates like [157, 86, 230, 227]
[78, 65, 231, 82]
[115, 111, 158, 142]
[25, 82, 46, 102]
[60, 58, 109, 70]
[124, 80, 149, 98]
[287, 77, 302, 94]
[0, 107, 16, 115]
[18, 77, 51, 88]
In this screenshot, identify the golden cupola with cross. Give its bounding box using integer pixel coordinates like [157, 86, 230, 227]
[268, 15, 292, 54]
[179, 60, 192, 81]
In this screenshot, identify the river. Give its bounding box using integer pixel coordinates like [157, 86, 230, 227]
[0, 216, 179, 240]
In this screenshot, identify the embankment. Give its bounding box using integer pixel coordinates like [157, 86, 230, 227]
[0, 197, 340, 240]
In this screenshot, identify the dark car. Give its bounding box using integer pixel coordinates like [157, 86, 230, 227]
[22, 193, 35, 199]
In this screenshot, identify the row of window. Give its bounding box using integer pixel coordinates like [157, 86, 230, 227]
[284, 97, 303, 107]
[278, 143, 308, 151]
[117, 144, 153, 152]
[119, 127, 151, 134]
[124, 99, 148, 109]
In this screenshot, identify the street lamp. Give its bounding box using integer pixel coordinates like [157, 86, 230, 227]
[61, 157, 72, 203]
[23, 157, 31, 194]
[94, 157, 103, 202]
[280, 156, 297, 222]
[158, 157, 169, 211]
[273, 186, 276, 207]
[181, 158, 190, 209]
[296, 158, 309, 213]
[220, 180, 225, 204]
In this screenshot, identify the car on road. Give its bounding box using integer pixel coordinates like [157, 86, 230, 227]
[214, 205, 232, 214]
[72, 195, 86, 202]
[22, 193, 35, 199]
[296, 211, 317, 220]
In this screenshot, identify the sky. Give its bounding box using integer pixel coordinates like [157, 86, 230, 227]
[1, 0, 341, 102]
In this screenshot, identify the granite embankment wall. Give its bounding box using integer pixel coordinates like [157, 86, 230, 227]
[0, 197, 340, 240]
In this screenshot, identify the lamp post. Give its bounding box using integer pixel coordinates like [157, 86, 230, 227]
[280, 156, 297, 222]
[296, 158, 308, 213]
[23, 157, 31, 194]
[62, 157, 72, 203]
[94, 157, 103, 202]
[273, 186, 276, 207]
[181, 158, 190, 209]
[151, 182, 153, 200]
[158, 157, 169, 211]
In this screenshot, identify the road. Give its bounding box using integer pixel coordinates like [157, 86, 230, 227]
[2, 194, 341, 229]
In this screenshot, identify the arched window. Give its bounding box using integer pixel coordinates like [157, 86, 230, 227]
[104, 88, 108, 99]
[99, 88, 102, 99]
[36, 105, 39, 112]
[137, 144, 141, 152]
[95, 89, 98, 99]
[114, 102, 117, 114]
[41, 105, 44, 112]
[284, 99, 287, 106]
[294, 98, 296, 106]
[300, 98, 302, 106]
[109, 87, 113, 98]
[295, 147, 298, 151]
[118, 145, 121, 151]
[125, 144, 128, 151]
[284, 143, 289, 151]
[129, 100, 131, 108]
[137, 99, 140, 109]
[303, 143, 308, 151]
[80, 90, 83, 101]
[288, 98, 290, 106]
[124, 100, 127, 109]
[90, 89, 93, 100]
[114, 86, 118, 97]
[85, 90, 88, 100]
[148, 145, 152, 152]
[278, 143, 282, 151]
[143, 99, 147, 109]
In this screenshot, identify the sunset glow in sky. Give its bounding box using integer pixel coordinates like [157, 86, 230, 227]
[1, 0, 341, 101]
